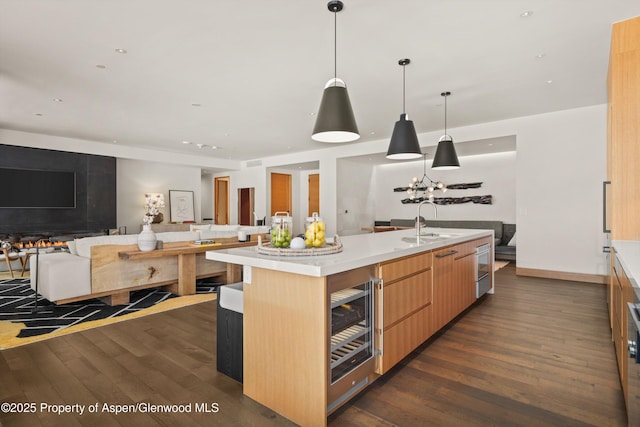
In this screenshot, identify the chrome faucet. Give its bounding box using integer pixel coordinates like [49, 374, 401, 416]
[416, 200, 437, 236]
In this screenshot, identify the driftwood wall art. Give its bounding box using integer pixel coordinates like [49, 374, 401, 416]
[393, 182, 483, 192]
[401, 195, 493, 205]
[394, 182, 493, 205]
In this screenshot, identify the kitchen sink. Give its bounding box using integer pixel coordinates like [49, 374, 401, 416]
[401, 233, 459, 245]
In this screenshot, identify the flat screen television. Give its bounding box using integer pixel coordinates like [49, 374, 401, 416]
[0, 167, 76, 208]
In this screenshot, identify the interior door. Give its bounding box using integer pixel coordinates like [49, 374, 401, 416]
[238, 187, 255, 225]
[308, 173, 320, 216]
[270, 172, 291, 216]
[214, 176, 230, 225]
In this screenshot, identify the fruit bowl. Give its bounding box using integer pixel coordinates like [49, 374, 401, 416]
[256, 235, 343, 257]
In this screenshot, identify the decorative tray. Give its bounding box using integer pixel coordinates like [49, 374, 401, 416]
[256, 235, 343, 256]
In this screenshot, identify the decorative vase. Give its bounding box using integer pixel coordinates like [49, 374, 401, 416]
[138, 224, 157, 252]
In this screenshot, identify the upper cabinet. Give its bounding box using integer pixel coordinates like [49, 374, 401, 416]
[608, 16, 640, 240]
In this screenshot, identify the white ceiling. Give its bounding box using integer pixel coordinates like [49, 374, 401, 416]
[1, 1, 639, 162]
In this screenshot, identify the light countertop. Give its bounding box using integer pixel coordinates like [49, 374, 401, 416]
[613, 240, 640, 289]
[206, 227, 493, 277]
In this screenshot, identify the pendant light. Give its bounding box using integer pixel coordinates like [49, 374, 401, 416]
[386, 58, 422, 160]
[312, 1, 359, 143]
[432, 91, 460, 169]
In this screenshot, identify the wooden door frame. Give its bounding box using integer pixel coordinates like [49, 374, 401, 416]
[270, 172, 292, 216]
[238, 187, 255, 226]
[214, 176, 230, 225]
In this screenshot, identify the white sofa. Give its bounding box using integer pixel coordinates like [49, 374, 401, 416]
[30, 225, 269, 305]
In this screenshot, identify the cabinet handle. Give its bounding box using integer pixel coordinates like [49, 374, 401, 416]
[435, 250, 458, 259]
[374, 278, 383, 356]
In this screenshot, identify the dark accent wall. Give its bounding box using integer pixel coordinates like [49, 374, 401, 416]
[0, 144, 116, 234]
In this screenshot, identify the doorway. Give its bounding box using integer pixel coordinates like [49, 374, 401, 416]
[270, 172, 292, 216]
[214, 176, 230, 225]
[308, 173, 320, 216]
[238, 187, 255, 226]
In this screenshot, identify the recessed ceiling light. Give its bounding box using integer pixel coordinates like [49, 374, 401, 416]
[370, 131, 376, 135]
[182, 140, 192, 145]
[211, 146, 218, 150]
[196, 143, 204, 149]
[520, 11, 533, 17]
[546, 80, 553, 84]
[53, 98, 63, 102]
[535, 53, 546, 59]
[115, 48, 127, 54]
[96, 64, 106, 69]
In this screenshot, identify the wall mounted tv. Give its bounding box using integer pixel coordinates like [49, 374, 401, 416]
[0, 167, 76, 208]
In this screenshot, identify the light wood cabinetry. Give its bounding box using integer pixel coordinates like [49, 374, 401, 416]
[607, 16, 640, 241]
[243, 266, 377, 427]
[376, 252, 433, 374]
[607, 16, 640, 398]
[612, 251, 633, 397]
[433, 240, 481, 331]
[240, 234, 493, 426]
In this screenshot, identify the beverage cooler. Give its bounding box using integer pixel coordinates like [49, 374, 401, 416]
[326, 266, 376, 413]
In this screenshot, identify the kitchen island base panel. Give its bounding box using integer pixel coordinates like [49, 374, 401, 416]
[243, 267, 328, 426]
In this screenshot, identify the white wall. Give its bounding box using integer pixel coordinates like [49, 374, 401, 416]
[117, 159, 202, 234]
[212, 166, 267, 226]
[373, 151, 517, 224]
[337, 159, 376, 235]
[201, 173, 213, 221]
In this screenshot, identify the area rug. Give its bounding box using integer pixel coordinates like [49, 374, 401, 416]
[0, 278, 219, 349]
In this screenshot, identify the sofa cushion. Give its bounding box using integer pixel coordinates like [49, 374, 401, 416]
[239, 226, 270, 234]
[199, 229, 239, 240]
[30, 252, 91, 301]
[155, 231, 200, 243]
[190, 224, 212, 232]
[424, 220, 503, 245]
[75, 234, 139, 258]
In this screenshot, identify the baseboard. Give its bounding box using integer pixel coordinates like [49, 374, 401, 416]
[515, 267, 608, 285]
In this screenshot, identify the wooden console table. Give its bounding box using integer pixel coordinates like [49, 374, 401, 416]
[118, 241, 257, 297]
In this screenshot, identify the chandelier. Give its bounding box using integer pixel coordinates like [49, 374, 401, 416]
[406, 154, 448, 201]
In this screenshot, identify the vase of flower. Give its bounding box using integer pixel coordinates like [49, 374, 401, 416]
[138, 224, 157, 252]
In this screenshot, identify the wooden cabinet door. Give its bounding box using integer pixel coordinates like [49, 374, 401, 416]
[433, 245, 457, 331]
[376, 252, 433, 374]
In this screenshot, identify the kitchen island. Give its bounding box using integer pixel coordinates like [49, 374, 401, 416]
[206, 227, 494, 426]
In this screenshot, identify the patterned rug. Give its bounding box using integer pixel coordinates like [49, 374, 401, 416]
[0, 278, 220, 349]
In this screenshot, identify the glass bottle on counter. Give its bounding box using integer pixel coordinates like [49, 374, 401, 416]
[271, 212, 292, 248]
[305, 212, 326, 248]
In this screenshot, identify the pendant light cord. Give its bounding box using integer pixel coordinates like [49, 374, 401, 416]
[402, 63, 406, 114]
[334, 8, 337, 85]
[444, 93, 447, 134]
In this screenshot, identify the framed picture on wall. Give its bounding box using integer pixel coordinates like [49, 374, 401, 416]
[169, 190, 195, 223]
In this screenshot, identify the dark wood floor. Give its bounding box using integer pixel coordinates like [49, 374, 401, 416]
[0, 265, 627, 426]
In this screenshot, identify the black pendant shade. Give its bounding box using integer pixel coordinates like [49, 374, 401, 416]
[386, 114, 422, 159]
[432, 135, 460, 170]
[312, 82, 359, 143]
[312, 1, 360, 143]
[386, 58, 422, 160]
[432, 91, 460, 170]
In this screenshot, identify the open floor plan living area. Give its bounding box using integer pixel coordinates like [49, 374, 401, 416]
[1, 1, 640, 426]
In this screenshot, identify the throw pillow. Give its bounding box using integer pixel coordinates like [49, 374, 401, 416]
[507, 232, 517, 247]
